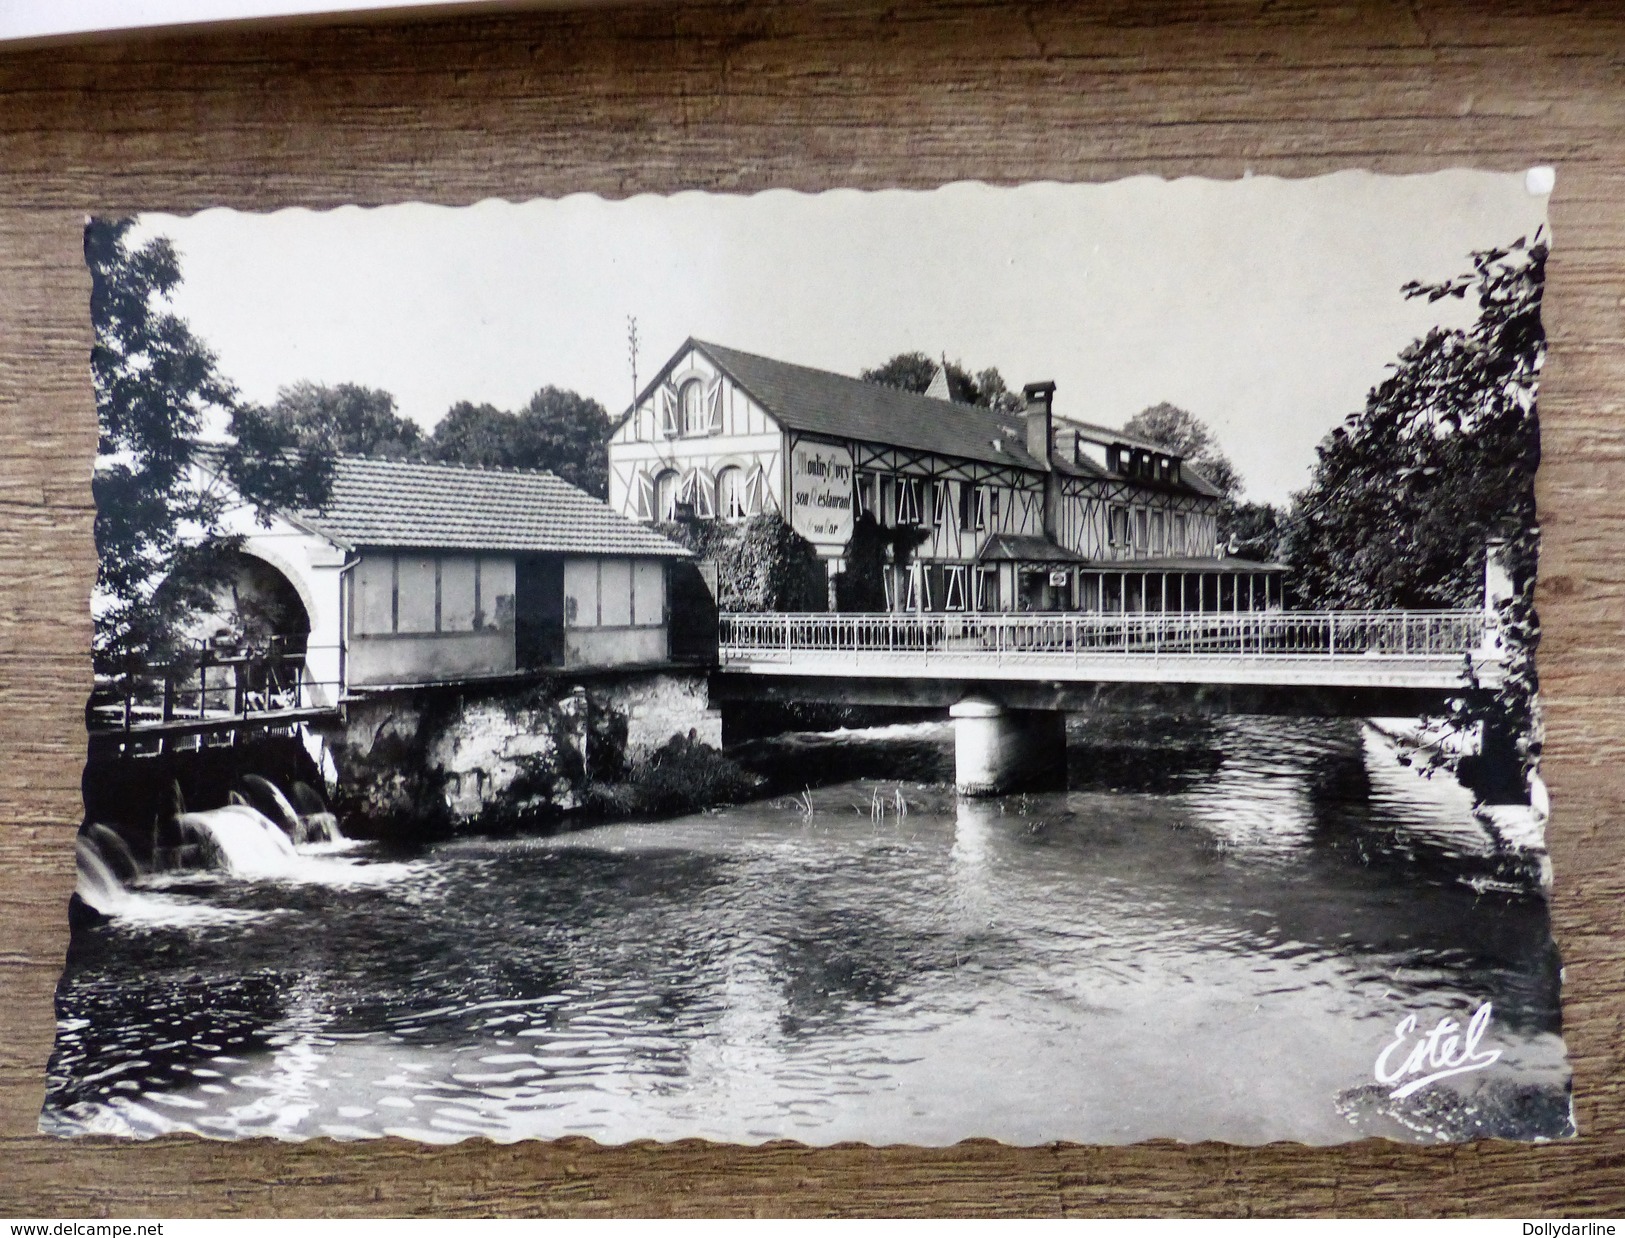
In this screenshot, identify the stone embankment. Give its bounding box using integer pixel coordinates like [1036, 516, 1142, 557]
[324, 668, 754, 836]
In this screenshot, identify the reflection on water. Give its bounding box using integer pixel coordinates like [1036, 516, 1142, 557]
[45, 716, 1570, 1146]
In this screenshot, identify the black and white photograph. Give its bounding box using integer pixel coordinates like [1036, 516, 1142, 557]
[48, 171, 1568, 1147]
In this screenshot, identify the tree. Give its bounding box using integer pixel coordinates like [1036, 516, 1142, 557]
[861, 352, 938, 395]
[1123, 402, 1243, 501]
[88, 219, 331, 675]
[1220, 500, 1286, 562]
[423, 401, 519, 468]
[425, 387, 611, 498]
[1283, 236, 1543, 610]
[259, 380, 422, 458]
[511, 387, 613, 498]
[1282, 233, 1546, 789]
[861, 352, 1024, 413]
[833, 512, 931, 612]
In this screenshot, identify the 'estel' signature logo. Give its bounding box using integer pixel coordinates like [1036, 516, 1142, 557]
[1373, 1002, 1501, 1099]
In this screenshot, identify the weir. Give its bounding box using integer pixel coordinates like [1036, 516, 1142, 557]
[76, 770, 347, 916]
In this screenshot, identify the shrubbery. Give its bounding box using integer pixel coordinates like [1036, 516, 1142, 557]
[584, 733, 763, 819]
[661, 513, 825, 612]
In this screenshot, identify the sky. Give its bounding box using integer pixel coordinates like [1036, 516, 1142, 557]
[135, 170, 1550, 506]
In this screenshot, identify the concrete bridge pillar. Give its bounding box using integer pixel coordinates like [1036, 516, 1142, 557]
[949, 697, 1067, 796]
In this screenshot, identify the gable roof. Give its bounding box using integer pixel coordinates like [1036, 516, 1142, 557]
[656, 339, 1049, 472]
[631, 339, 1221, 500]
[274, 455, 688, 557]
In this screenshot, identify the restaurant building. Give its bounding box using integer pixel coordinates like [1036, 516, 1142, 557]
[608, 339, 1284, 613]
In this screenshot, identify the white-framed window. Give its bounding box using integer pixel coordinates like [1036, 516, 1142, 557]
[1134, 508, 1149, 552]
[904, 562, 929, 612]
[659, 385, 680, 438]
[744, 464, 770, 515]
[654, 470, 680, 521]
[943, 564, 968, 611]
[1173, 512, 1188, 555]
[631, 470, 656, 520]
[1108, 504, 1128, 547]
[681, 379, 708, 436]
[896, 477, 923, 525]
[856, 472, 877, 518]
[1152, 509, 1166, 555]
[717, 465, 749, 520]
[706, 379, 724, 433]
[974, 565, 998, 611]
[932, 479, 950, 528]
[678, 468, 715, 518]
[963, 484, 993, 532]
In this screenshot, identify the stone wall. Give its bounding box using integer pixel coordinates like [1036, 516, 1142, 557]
[320, 668, 720, 835]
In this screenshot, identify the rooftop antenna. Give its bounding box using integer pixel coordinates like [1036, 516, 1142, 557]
[627, 314, 641, 403]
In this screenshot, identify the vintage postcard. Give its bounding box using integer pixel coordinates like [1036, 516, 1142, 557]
[49, 172, 1570, 1145]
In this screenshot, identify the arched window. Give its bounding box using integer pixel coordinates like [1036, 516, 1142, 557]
[717, 466, 748, 520]
[654, 470, 680, 521]
[681, 379, 707, 436]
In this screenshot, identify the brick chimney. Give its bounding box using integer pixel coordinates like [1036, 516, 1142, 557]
[1023, 381, 1056, 467]
[1024, 381, 1059, 542]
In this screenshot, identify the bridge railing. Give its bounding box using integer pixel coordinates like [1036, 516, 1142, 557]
[719, 609, 1489, 663]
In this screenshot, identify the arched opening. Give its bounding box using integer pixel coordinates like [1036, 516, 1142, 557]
[183, 549, 312, 658]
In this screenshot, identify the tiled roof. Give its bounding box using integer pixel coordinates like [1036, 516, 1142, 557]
[669, 341, 1219, 499]
[1080, 555, 1285, 573]
[689, 340, 1049, 472]
[975, 533, 1280, 571]
[976, 534, 1091, 564]
[287, 456, 689, 557]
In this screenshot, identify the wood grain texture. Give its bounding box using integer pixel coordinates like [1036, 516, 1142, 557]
[1, 0, 1622, 1216]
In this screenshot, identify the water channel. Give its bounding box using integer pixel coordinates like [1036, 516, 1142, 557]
[45, 715, 1572, 1145]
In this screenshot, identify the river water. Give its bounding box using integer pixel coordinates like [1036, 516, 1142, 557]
[44, 715, 1571, 1146]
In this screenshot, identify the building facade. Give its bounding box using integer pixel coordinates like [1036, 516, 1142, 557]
[609, 339, 1283, 614]
[201, 455, 691, 699]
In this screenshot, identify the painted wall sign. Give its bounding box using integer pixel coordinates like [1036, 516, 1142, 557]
[789, 439, 854, 547]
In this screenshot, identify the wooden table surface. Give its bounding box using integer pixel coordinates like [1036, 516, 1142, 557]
[1, 0, 1621, 1216]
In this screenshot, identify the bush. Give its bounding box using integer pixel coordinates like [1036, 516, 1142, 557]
[716, 515, 825, 611]
[659, 513, 826, 613]
[584, 734, 763, 819]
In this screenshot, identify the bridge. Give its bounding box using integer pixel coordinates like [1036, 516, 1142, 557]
[715, 608, 1503, 792]
[87, 640, 342, 758]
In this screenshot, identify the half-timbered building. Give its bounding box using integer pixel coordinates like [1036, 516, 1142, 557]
[608, 339, 1284, 613]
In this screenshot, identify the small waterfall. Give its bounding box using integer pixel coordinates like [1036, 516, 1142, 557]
[75, 836, 129, 916]
[240, 773, 344, 845]
[240, 774, 302, 835]
[289, 781, 343, 845]
[84, 823, 142, 882]
[176, 805, 301, 877]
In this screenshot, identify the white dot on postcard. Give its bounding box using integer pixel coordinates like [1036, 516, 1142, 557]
[1526, 166, 1556, 195]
